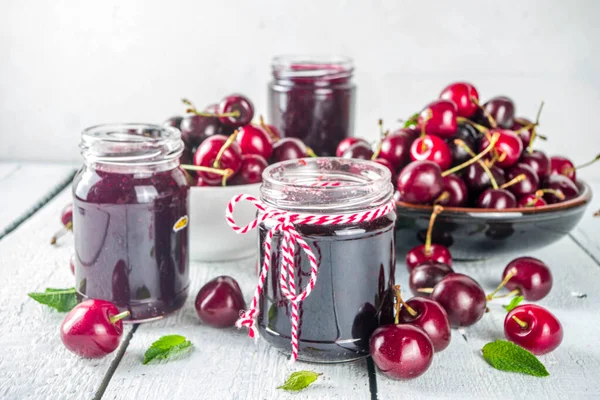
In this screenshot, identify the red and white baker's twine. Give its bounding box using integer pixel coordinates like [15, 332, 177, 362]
[225, 193, 396, 362]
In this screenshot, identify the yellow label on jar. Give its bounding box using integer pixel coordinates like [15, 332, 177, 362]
[173, 216, 189, 232]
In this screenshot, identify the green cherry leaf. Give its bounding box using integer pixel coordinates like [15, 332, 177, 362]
[277, 370, 322, 392]
[482, 340, 549, 377]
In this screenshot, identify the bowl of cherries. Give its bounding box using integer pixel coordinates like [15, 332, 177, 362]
[337, 82, 593, 260]
[164, 94, 316, 261]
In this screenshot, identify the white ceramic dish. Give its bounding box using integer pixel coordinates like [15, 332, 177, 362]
[189, 183, 261, 262]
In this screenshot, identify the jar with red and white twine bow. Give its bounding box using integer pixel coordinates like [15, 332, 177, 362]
[225, 157, 397, 363]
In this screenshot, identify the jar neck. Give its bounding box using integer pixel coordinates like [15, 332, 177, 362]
[271, 55, 354, 87]
[85, 159, 180, 174]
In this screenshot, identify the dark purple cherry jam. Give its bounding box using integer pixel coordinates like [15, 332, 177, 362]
[72, 166, 189, 322]
[257, 212, 395, 363]
[268, 56, 355, 157]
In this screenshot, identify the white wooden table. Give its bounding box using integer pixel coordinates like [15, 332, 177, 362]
[1, 161, 599, 400]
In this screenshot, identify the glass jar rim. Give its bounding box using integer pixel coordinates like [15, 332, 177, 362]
[80, 123, 184, 166]
[261, 157, 393, 213]
[271, 55, 354, 80]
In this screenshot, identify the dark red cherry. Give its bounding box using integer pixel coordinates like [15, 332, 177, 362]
[480, 129, 523, 168]
[504, 304, 563, 355]
[51, 204, 74, 245]
[60, 299, 129, 358]
[437, 174, 468, 207]
[342, 141, 374, 160]
[502, 257, 553, 301]
[399, 297, 452, 352]
[463, 163, 506, 195]
[180, 115, 221, 146]
[482, 96, 515, 129]
[236, 124, 273, 160]
[431, 273, 486, 328]
[369, 324, 434, 380]
[521, 150, 551, 180]
[271, 137, 308, 162]
[409, 261, 453, 297]
[406, 206, 452, 270]
[477, 188, 517, 209]
[517, 193, 547, 208]
[336, 137, 368, 157]
[505, 164, 539, 197]
[410, 134, 453, 170]
[512, 117, 535, 149]
[439, 82, 479, 118]
[195, 276, 246, 328]
[396, 161, 443, 204]
[550, 155, 576, 181]
[163, 116, 183, 130]
[543, 174, 579, 204]
[378, 130, 417, 171]
[193, 135, 242, 185]
[417, 100, 458, 138]
[228, 154, 268, 185]
[447, 124, 480, 166]
[218, 94, 254, 127]
[196, 176, 209, 186]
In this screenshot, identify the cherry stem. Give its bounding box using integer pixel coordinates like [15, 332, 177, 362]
[443, 132, 500, 177]
[471, 96, 497, 129]
[181, 164, 234, 178]
[535, 189, 565, 201]
[500, 173, 526, 190]
[512, 315, 529, 329]
[420, 111, 432, 154]
[486, 267, 517, 301]
[417, 288, 434, 294]
[213, 130, 239, 169]
[433, 191, 450, 205]
[566, 154, 600, 174]
[50, 221, 73, 245]
[306, 147, 318, 158]
[493, 289, 521, 299]
[371, 119, 387, 160]
[425, 205, 444, 256]
[454, 139, 498, 189]
[182, 98, 240, 118]
[109, 310, 130, 325]
[394, 285, 417, 322]
[455, 117, 489, 135]
[259, 115, 279, 142]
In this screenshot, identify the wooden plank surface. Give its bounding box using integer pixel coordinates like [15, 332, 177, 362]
[0, 162, 77, 238]
[0, 187, 132, 400]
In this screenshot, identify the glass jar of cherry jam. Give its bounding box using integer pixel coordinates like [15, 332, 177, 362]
[268, 56, 356, 157]
[257, 158, 396, 363]
[73, 124, 190, 323]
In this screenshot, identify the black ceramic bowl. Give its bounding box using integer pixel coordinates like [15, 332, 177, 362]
[395, 181, 593, 261]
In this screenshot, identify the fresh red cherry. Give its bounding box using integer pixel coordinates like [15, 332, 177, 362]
[271, 137, 309, 162]
[51, 204, 74, 245]
[399, 296, 451, 352]
[342, 141, 374, 160]
[163, 116, 183, 130]
[504, 304, 563, 355]
[180, 114, 221, 146]
[410, 134, 452, 171]
[409, 261, 453, 297]
[406, 206, 452, 271]
[550, 154, 600, 182]
[482, 96, 516, 129]
[369, 324, 434, 380]
[543, 174, 580, 204]
[512, 117, 535, 148]
[439, 82, 479, 118]
[60, 299, 129, 358]
[218, 94, 254, 127]
[193, 134, 242, 185]
[437, 174, 468, 207]
[378, 130, 417, 171]
[196, 176, 209, 186]
[521, 150, 551, 180]
[480, 129, 523, 168]
[517, 192, 547, 208]
[477, 188, 517, 209]
[236, 124, 273, 160]
[228, 154, 268, 185]
[505, 164, 539, 197]
[463, 163, 506, 195]
[397, 161, 444, 204]
[195, 276, 246, 328]
[501, 257, 553, 301]
[417, 100, 458, 138]
[430, 273, 486, 328]
[447, 124, 480, 166]
[336, 137, 368, 157]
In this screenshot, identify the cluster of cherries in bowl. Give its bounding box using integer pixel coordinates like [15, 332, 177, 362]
[369, 206, 563, 380]
[164, 94, 315, 187]
[339, 82, 595, 209]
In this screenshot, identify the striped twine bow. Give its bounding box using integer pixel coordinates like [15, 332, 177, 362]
[225, 193, 396, 362]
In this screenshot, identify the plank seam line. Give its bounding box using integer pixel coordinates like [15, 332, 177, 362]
[0, 169, 77, 241]
[366, 356, 378, 400]
[568, 233, 600, 268]
[93, 324, 139, 400]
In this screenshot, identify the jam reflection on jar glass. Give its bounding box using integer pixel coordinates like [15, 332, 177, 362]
[73, 124, 190, 323]
[268, 55, 356, 157]
[257, 157, 396, 363]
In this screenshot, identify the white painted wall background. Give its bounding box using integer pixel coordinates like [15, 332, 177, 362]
[1, 0, 599, 177]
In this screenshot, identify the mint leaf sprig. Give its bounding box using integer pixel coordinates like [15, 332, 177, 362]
[278, 371, 322, 392]
[28, 287, 78, 312]
[143, 335, 192, 365]
[482, 340, 549, 377]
